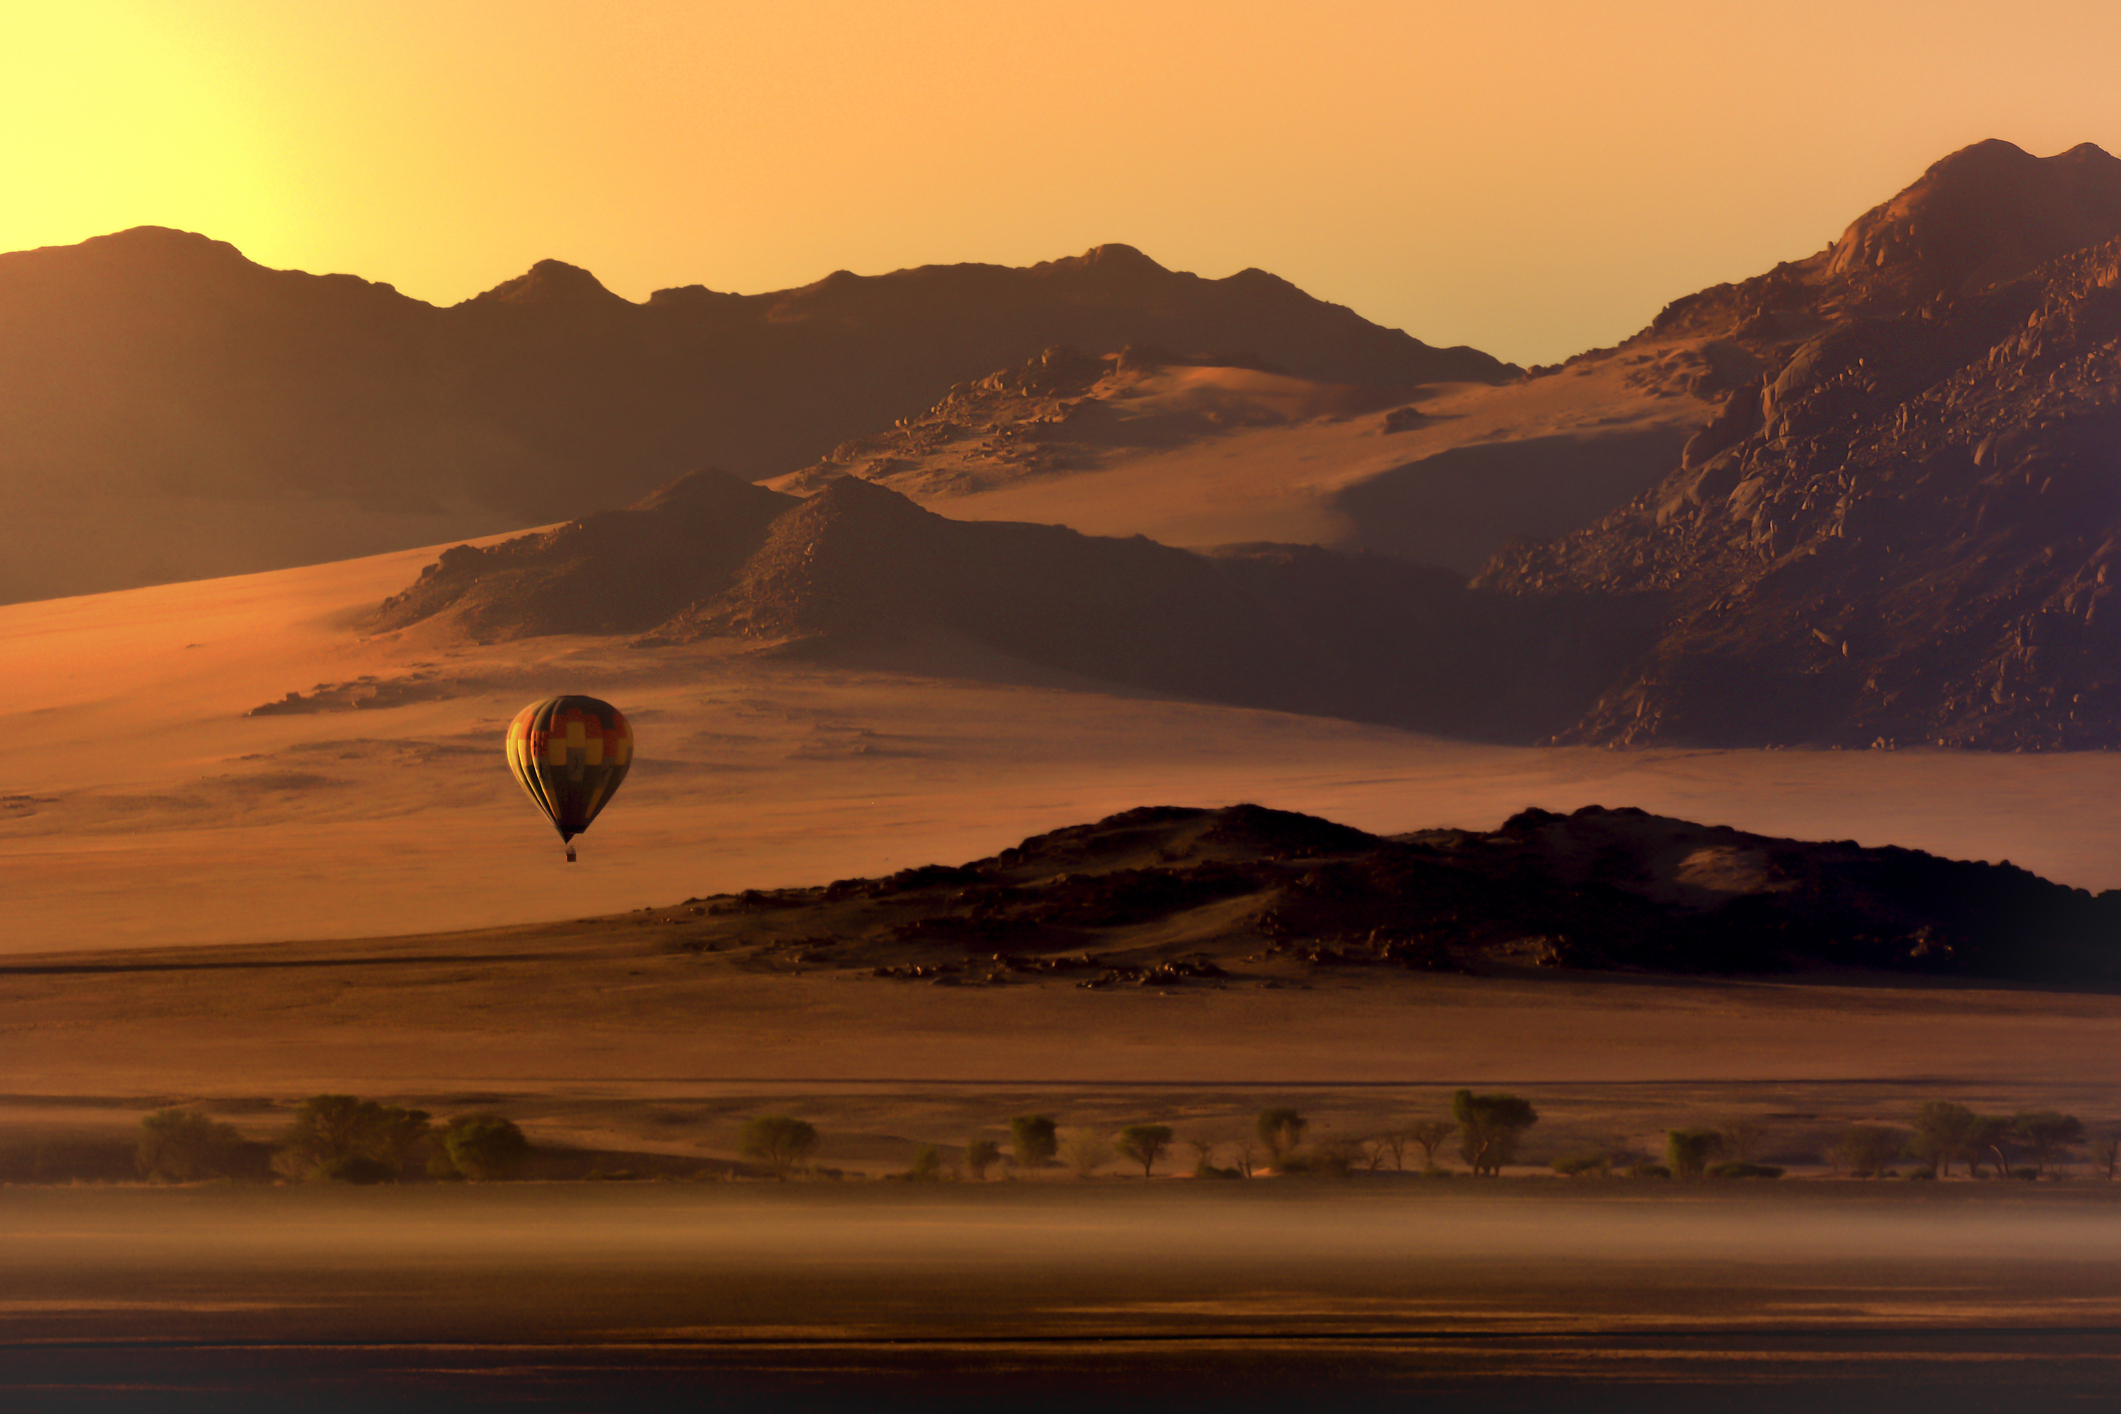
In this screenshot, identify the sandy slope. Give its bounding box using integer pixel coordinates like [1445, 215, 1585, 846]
[913, 352, 1705, 562]
[6, 539, 2121, 959]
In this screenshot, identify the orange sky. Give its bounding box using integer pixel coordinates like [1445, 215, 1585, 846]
[5, 0, 2119, 364]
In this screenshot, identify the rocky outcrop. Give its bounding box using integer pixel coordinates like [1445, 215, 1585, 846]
[667, 802, 2121, 984]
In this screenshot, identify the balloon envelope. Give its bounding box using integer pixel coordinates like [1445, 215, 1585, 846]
[505, 696, 633, 844]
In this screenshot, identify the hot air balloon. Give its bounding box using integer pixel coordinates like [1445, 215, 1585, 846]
[505, 696, 633, 861]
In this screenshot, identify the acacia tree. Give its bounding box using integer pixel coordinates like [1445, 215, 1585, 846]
[1409, 1120, 1455, 1173]
[1830, 1125, 1902, 1178]
[1257, 1108, 1308, 1168]
[1908, 1101, 1982, 1177]
[137, 1109, 245, 1183]
[1010, 1115, 1058, 1174]
[1115, 1125, 1174, 1179]
[1452, 1091, 1538, 1177]
[2093, 1135, 2121, 1182]
[2013, 1111, 2086, 1178]
[739, 1116, 819, 1177]
[277, 1095, 431, 1182]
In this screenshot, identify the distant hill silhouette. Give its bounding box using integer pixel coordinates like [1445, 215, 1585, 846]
[372, 468, 1652, 742]
[0, 230, 1509, 603]
[1479, 140, 2121, 748]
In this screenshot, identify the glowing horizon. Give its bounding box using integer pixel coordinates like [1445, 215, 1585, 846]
[6, 0, 2120, 364]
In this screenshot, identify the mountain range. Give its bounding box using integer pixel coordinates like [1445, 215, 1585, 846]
[0, 232, 1505, 602]
[22, 138, 2121, 754]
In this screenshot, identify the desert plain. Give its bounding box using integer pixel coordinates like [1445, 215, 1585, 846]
[10, 529, 2121, 1408]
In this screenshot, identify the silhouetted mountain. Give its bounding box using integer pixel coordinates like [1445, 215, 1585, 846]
[0, 229, 1510, 603]
[1478, 140, 2121, 747]
[663, 802, 2121, 984]
[373, 468, 1653, 741]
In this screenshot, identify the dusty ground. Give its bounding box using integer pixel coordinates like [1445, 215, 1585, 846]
[7, 914, 2121, 1183]
[9, 488, 2121, 1407]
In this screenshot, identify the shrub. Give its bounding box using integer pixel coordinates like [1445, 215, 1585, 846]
[1060, 1128, 1113, 1178]
[442, 1115, 531, 1181]
[1010, 1115, 1058, 1173]
[905, 1146, 942, 1181]
[1666, 1129, 1726, 1179]
[964, 1139, 1001, 1180]
[1722, 1119, 1768, 1165]
[1830, 1125, 1904, 1179]
[1551, 1152, 1610, 1178]
[137, 1109, 245, 1183]
[317, 1154, 398, 1185]
[1708, 1161, 1784, 1180]
[1313, 1141, 1359, 1179]
[739, 1116, 819, 1177]
[1628, 1161, 1672, 1180]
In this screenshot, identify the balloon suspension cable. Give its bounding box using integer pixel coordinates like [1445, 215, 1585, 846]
[566, 842, 577, 863]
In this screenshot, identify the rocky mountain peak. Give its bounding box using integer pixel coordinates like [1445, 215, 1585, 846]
[1827, 139, 2121, 299]
[464, 258, 631, 309]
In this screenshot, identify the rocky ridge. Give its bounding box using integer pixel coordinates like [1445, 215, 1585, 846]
[1478, 140, 2121, 748]
[0, 233, 1510, 602]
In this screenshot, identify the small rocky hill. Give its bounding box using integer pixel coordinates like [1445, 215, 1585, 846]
[1478, 141, 2121, 747]
[372, 469, 1652, 741]
[656, 802, 2121, 985]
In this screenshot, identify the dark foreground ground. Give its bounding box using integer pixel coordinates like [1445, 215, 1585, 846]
[9, 1182, 2121, 1411]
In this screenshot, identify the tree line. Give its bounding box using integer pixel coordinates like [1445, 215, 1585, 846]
[737, 1091, 1547, 1180]
[122, 1093, 2117, 1184]
[135, 1096, 529, 1184]
[739, 1095, 2119, 1183]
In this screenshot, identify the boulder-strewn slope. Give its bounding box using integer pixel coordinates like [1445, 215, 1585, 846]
[768, 343, 1401, 499]
[0, 231, 1509, 603]
[663, 802, 2121, 985]
[373, 469, 1651, 741]
[1479, 140, 2121, 747]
